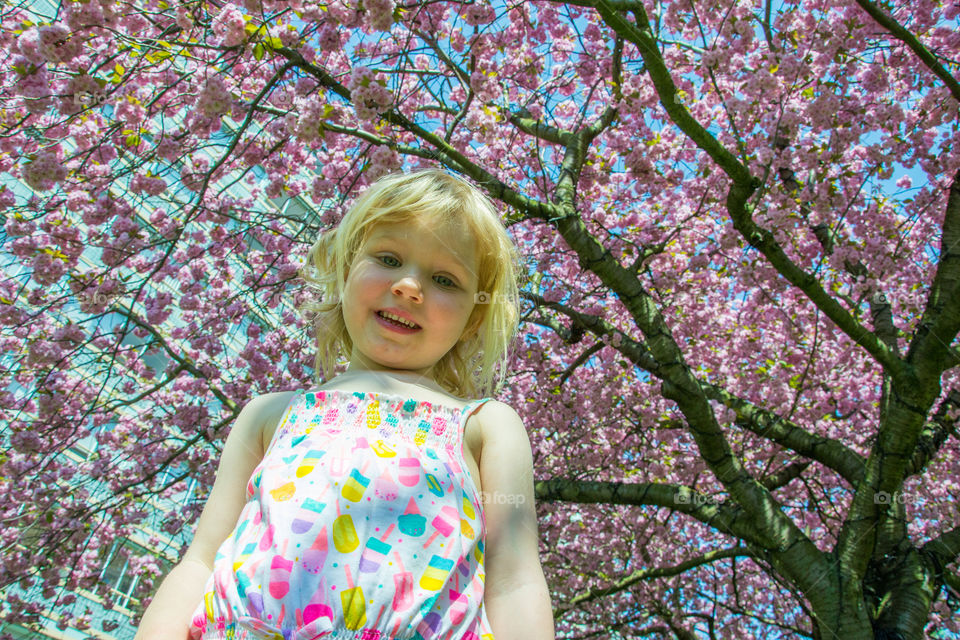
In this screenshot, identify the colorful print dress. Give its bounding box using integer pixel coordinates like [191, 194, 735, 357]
[188, 388, 497, 640]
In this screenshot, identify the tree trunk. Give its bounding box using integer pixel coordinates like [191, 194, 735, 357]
[810, 586, 875, 640]
[867, 545, 938, 639]
[797, 559, 874, 640]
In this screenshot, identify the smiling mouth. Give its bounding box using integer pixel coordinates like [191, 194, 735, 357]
[376, 310, 421, 329]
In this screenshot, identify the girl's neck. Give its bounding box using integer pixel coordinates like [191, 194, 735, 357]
[336, 368, 445, 394]
[317, 369, 469, 406]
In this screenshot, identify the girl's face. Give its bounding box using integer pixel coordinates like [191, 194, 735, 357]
[341, 217, 480, 379]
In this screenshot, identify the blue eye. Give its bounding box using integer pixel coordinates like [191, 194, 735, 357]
[377, 255, 458, 289]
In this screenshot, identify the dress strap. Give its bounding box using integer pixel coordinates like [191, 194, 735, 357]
[457, 397, 495, 443]
[263, 390, 305, 455]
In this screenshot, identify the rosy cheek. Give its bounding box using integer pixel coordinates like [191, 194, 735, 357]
[444, 297, 472, 317]
[354, 264, 389, 286]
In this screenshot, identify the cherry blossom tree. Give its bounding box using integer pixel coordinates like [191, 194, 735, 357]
[2, 0, 959, 638]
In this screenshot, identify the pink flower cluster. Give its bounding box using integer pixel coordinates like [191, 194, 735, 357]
[345, 66, 392, 121]
[0, 186, 15, 211]
[30, 251, 68, 287]
[12, 56, 52, 115]
[17, 23, 81, 65]
[317, 23, 341, 51]
[470, 69, 500, 104]
[145, 292, 174, 325]
[463, 3, 496, 26]
[212, 3, 247, 47]
[22, 148, 68, 192]
[268, 23, 300, 49]
[365, 145, 401, 180]
[464, 104, 497, 133]
[364, 0, 395, 31]
[326, 0, 363, 28]
[196, 74, 234, 119]
[130, 173, 168, 196]
[62, 0, 119, 30]
[176, 6, 194, 31]
[58, 73, 103, 116]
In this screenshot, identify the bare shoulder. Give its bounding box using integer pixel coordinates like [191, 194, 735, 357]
[242, 390, 300, 455]
[473, 399, 528, 447]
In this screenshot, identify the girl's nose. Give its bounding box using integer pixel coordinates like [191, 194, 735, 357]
[392, 274, 423, 301]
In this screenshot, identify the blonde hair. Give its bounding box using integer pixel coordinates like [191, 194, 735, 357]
[298, 169, 523, 399]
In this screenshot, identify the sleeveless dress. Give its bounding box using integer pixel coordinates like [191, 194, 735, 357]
[188, 388, 497, 640]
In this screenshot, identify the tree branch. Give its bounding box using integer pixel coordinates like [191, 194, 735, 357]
[520, 290, 667, 376]
[944, 569, 960, 600]
[852, 0, 960, 102]
[506, 107, 570, 145]
[526, 288, 864, 491]
[554, 101, 617, 209]
[554, 547, 755, 616]
[760, 461, 811, 492]
[906, 169, 960, 379]
[906, 388, 960, 477]
[591, 0, 907, 380]
[700, 381, 866, 485]
[922, 525, 960, 576]
[535, 478, 765, 544]
[590, 0, 750, 184]
[273, 45, 565, 223]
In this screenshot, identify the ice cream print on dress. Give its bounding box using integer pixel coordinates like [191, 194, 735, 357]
[187, 389, 495, 640]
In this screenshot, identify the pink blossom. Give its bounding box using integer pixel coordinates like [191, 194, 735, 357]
[0, 186, 15, 211]
[212, 4, 247, 47]
[317, 23, 341, 51]
[17, 24, 81, 65]
[176, 6, 194, 30]
[155, 135, 182, 162]
[196, 74, 234, 119]
[269, 24, 300, 48]
[470, 69, 500, 104]
[345, 66, 392, 121]
[129, 174, 168, 196]
[57, 73, 104, 116]
[22, 148, 68, 191]
[12, 56, 53, 115]
[463, 3, 496, 25]
[327, 0, 363, 27]
[364, 0, 395, 31]
[365, 145, 401, 180]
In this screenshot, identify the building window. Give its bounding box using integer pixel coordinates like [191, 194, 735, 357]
[99, 539, 145, 609]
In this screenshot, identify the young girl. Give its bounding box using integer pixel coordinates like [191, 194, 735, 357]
[135, 170, 555, 640]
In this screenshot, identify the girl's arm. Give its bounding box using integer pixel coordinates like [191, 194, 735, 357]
[477, 401, 555, 640]
[134, 391, 297, 640]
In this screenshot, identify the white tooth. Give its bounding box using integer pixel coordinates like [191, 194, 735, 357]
[382, 312, 415, 327]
